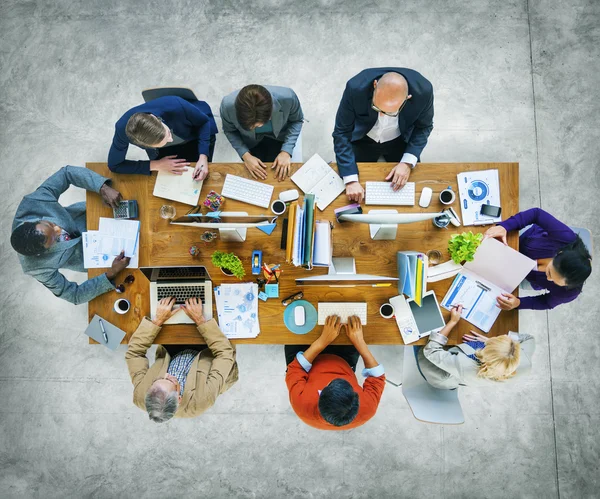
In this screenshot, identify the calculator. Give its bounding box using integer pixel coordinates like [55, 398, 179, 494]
[113, 200, 139, 219]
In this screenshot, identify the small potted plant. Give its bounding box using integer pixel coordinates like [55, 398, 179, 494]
[211, 250, 245, 279]
[448, 231, 483, 264]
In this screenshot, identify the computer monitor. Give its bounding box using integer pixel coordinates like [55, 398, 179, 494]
[170, 212, 277, 242]
[338, 210, 445, 240]
[295, 257, 398, 287]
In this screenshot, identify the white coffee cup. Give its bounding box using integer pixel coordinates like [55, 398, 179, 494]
[114, 298, 130, 314]
[439, 187, 455, 205]
[271, 199, 287, 215]
[379, 303, 395, 319]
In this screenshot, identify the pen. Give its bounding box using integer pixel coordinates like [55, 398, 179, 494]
[99, 319, 109, 343]
[372, 283, 391, 287]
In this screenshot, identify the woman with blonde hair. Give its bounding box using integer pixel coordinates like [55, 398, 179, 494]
[416, 306, 535, 389]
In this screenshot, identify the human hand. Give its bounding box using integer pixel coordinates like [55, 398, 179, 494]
[449, 304, 463, 324]
[462, 330, 489, 343]
[181, 297, 207, 326]
[496, 293, 520, 310]
[345, 315, 365, 346]
[150, 155, 190, 175]
[242, 152, 267, 180]
[152, 297, 179, 326]
[345, 181, 365, 203]
[192, 155, 209, 181]
[484, 225, 508, 245]
[318, 315, 343, 346]
[271, 151, 291, 181]
[385, 162, 411, 190]
[99, 183, 122, 209]
[106, 250, 130, 280]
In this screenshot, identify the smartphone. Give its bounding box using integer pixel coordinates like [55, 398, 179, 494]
[480, 203, 502, 218]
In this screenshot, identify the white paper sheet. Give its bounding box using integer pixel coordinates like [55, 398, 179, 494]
[153, 168, 203, 206]
[291, 154, 344, 210]
[83, 218, 140, 269]
[457, 169, 502, 226]
[214, 283, 260, 338]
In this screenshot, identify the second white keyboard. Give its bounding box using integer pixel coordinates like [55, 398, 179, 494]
[317, 302, 368, 325]
[221, 174, 274, 209]
[365, 181, 415, 206]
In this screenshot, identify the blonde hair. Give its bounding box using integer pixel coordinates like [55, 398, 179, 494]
[475, 335, 521, 381]
[125, 113, 166, 148]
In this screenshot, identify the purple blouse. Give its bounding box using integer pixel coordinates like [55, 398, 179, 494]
[498, 208, 580, 310]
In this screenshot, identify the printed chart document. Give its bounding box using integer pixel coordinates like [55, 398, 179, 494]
[457, 169, 502, 226]
[291, 154, 344, 210]
[153, 168, 203, 206]
[441, 238, 535, 332]
[83, 218, 140, 269]
[214, 283, 260, 339]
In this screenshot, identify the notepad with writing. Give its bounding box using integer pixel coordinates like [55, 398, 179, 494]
[153, 168, 203, 206]
[291, 154, 344, 210]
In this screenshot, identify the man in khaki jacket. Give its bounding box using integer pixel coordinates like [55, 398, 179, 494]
[126, 297, 239, 423]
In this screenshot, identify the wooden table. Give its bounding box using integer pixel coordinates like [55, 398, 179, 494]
[87, 162, 519, 346]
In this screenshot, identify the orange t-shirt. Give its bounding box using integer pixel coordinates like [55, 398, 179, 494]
[285, 354, 386, 430]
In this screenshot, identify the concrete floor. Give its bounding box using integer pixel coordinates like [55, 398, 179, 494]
[1, 1, 598, 498]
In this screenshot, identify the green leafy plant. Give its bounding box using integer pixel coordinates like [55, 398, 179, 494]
[448, 231, 483, 264]
[211, 251, 245, 279]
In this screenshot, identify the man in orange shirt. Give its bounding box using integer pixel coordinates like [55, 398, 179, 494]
[285, 315, 386, 430]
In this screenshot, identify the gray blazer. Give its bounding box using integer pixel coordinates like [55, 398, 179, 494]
[417, 332, 535, 389]
[12, 166, 116, 304]
[220, 85, 304, 158]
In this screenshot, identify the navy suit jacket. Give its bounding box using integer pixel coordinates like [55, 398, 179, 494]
[108, 96, 218, 175]
[332, 67, 434, 178]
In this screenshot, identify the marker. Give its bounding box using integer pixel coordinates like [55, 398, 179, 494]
[372, 283, 392, 287]
[99, 319, 109, 343]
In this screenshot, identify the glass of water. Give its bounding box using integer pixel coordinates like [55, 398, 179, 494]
[160, 205, 177, 219]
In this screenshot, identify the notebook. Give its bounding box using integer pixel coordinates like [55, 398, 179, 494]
[291, 154, 345, 210]
[153, 168, 203, 206]
[84, 315, 126, 351]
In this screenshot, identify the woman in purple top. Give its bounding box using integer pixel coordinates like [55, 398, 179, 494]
[484, 208, 592, 311]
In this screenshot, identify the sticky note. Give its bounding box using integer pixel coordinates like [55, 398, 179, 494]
[258, 291, 268, 302]
[265, 284, 279, 298]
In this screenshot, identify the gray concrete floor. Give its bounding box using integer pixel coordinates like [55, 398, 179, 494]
[1, 1, 598, 498]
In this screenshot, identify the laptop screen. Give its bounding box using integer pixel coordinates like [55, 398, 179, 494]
[408, 292, 445, 335]
[140, 266, 210, 282]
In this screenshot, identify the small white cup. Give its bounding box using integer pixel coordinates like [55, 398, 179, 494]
[379, 303, 395, 319]
[114, 298, 130, 314]
[271, 199, 287, 215]
[439, 187, 456, 205]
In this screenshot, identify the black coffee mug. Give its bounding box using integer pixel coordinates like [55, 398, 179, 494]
[271, 200, 286, 215]
[379, 303, 394, 319]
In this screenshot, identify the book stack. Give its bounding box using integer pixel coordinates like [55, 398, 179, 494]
[397, 251, 429, 306]
[285, 193, 332, 269]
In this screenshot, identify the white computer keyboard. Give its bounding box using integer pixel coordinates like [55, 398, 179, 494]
[221, 174, 275, 209]
[317, 302, 368, 325]
[365, 181, 415, 206]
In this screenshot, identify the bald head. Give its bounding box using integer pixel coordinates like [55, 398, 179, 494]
[372, 72, 411, 115]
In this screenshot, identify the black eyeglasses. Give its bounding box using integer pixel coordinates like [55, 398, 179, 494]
[371, 97, 408, 117]
[115, 274, 135, 293]
[281, 291, 303, 306]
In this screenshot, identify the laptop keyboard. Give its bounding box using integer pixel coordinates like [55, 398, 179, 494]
[157, 286, 206, 305]
[158, 268, 208, 279]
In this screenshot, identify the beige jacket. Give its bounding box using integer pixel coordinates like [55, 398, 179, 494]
[125, 317, 239, 418]
[417, 331, 535, 389]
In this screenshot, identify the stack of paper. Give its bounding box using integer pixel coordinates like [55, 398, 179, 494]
[291, 153, 345, 210]
[214, 283, 260, 339]
[153, 168, 203, 206]
[397, 251, 428, 306]
[83, 217, 140, 269]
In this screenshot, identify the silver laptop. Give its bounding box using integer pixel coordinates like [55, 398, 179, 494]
[140, 266, 213, 325]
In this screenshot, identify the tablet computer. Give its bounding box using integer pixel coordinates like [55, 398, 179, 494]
[406, 290, 446, 337]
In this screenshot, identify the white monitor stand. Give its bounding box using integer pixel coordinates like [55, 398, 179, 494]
[218, 211, 248, 242]
[368, 209, 398, 240]
[328, 257, 357, 275]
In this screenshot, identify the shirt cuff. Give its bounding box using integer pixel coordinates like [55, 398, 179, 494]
[343, 174, 359, 185]
[362, 364, 385, 378]
[401, 153, 418, 168]
[296, 352, 312, 372]
[428, 331, 449, 346]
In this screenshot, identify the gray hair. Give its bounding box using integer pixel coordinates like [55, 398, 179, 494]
[145, 383, 179, 423]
